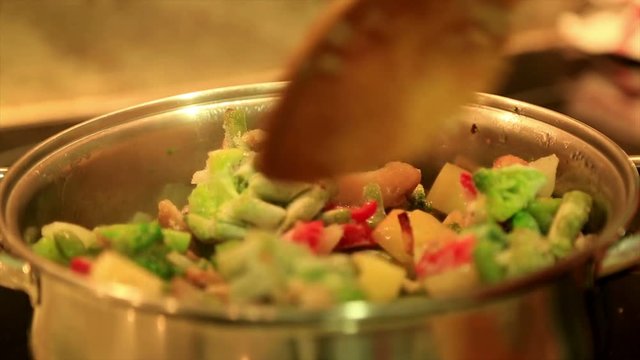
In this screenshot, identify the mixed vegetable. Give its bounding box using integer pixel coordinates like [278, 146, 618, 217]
[30, 109, 594, 308]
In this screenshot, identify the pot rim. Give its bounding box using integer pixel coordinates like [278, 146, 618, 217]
[0, 82, 638, 325]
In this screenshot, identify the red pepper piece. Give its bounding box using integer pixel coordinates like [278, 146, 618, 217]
[70, 257, 92, 275]
[415, 235, 475, 278]
[336, 223, 375, 250]
[290, 220, 324, 253]
[451, 234, 475, 264]
[459, 172, 477, 199]
[350, 201, 378, 223]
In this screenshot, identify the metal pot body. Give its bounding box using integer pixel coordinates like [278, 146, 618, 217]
[1, 83, 638, 360]
[30, 271, 589, 360]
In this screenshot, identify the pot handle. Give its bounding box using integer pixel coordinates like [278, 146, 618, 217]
[596, 155, 640, 278]
[0, 167, 38, 303]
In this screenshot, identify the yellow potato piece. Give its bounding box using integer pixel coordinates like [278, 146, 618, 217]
[353, 252, 407, 303]
[426, 163, 471, 214]
[91, 251, 164, 295]
[423, 263, 480, 298]
[529, 154, 559, 197]
[410, 210, 457, 264]
[372, 209, 456, 266]
[371, 209, 413, 266]
[316, 224, 343, 255]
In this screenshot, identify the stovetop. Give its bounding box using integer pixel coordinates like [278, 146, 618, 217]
[0, 49, 639, 360]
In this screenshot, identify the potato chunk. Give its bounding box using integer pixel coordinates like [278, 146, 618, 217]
[333, 162, 421, 207]
[426, 163, 472, 214]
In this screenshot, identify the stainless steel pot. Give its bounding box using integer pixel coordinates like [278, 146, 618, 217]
[0, 82, 638, 360]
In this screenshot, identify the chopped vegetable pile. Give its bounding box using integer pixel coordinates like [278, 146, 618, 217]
[30, 109, 595, 308]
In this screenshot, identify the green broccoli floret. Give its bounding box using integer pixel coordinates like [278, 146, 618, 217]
[37, 222, 100, 260]
[248, 173, 310, 204]
[95, 222, 162, 255]
[162, 229, 191, 253]
[464, 222, 508, 283]
[185, 214, 247, 243]
[292, 254, 364, 303]
[548, 190, 593, 258]
[187, 110, 331, 239]
[279, 185, 331, 232]
[32, 237, 66, 264]
[526, 197, 562, 234]
[473, 165, 547, 222]
[464, 221, 508, 245]
[222, 108, 248, 149]
[188, 149, 246, 218]
[511, 211, 541, 233]
[188, 181, 232, 219]
[505, 229, 554, 277]
[185, 108, 332, 245]
[217, 193, 287, 230]
[131, 245, 175, 280]
[215, 232, 303, 301]
[215, 231, 363, 306]
[206, 148, 245, 176]
[408, 184, 432, 212]
[474, 240, 505, 283]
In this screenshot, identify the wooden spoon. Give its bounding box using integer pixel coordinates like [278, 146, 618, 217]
[258, 0, 516, 181]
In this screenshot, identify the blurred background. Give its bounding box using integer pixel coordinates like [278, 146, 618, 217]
[0, 0, 582, 129]
[0, 0, 639, 359]
[0, 0, 324, 128]
[2, 0, 638, 149]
